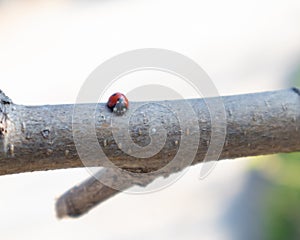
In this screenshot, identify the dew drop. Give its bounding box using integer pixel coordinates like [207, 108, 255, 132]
[46, 149, 53, 156]
[41, 129, 50, 139]
[138, 128, 142, 136]
[8, 143, 14, 157]
[65, 150, 69, 157]
[186, 128, 190, 136]
[21, 122, 26, 133]
[25, 132, 32, 140]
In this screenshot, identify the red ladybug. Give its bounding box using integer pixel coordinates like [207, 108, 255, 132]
[107, 92, 129, 115]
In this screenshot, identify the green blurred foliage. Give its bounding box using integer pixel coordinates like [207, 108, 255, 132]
[252, 69, 300, 239]
[264, 183, 300, 240]
[256, 153, 300, 240]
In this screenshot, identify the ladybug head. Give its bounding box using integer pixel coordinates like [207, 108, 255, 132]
[113, 98, 127, 115]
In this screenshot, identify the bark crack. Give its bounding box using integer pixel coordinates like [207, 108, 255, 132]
[292, 87, 300, 96]
[0, 90, 13, 155]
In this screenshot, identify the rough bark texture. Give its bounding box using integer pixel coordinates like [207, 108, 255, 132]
[1, 88, 299, 176]
[56, 168, 123, 218]
[1, 88, 300, 218]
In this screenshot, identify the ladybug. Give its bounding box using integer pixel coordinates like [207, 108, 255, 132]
[107, 92, 129, 115]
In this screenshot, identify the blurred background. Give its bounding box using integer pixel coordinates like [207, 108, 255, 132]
[0, 0, 300, 239]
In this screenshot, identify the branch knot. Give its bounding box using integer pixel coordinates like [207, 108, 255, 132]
[0, 89, 13, 154]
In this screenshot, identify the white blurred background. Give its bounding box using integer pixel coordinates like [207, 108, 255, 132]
[0, 0, 300, 239]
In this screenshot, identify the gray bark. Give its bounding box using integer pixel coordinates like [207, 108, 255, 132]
[1, 88, 299, 176]
[1, 88, 300, 218]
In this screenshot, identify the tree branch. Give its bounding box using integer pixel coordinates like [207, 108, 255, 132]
[55, 88, 300, 218]
[1, 88, 300, 218]
[1, 88, 299, 176]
